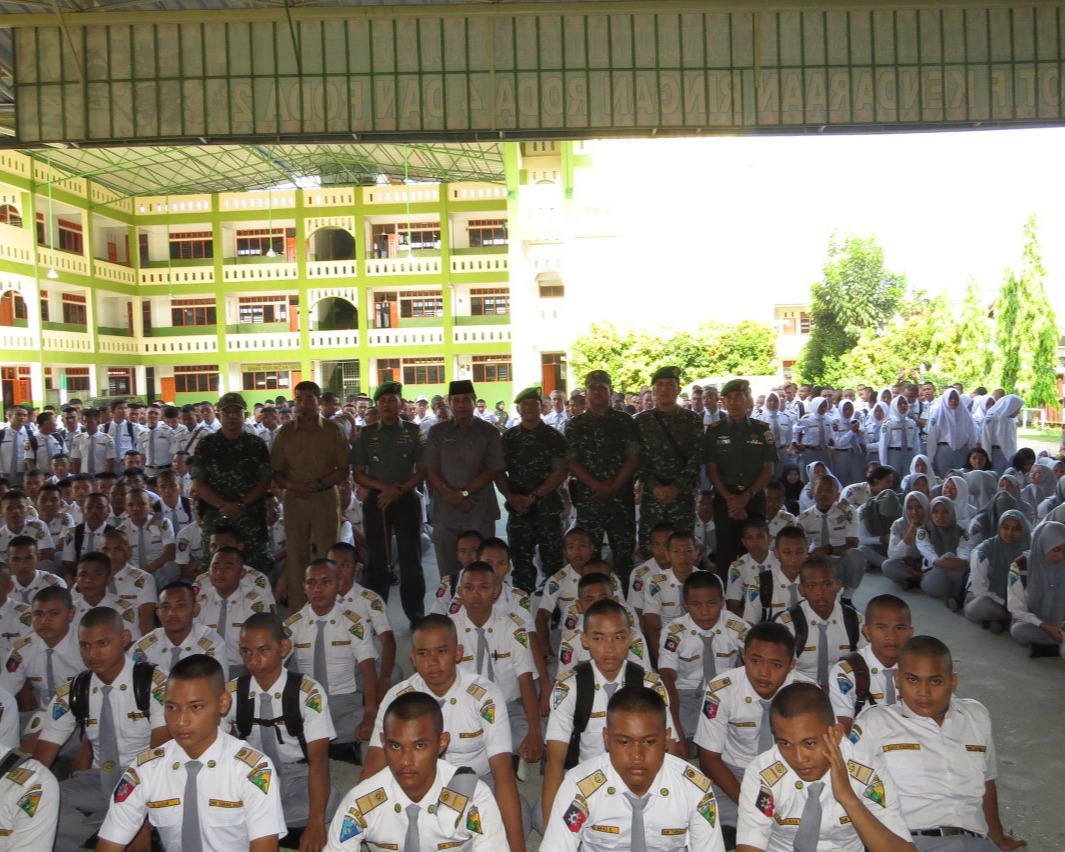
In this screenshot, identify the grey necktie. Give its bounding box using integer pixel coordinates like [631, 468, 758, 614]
[404, 804, 421, 851]
[701, 633, 716, 682]
[624, 793, 648, 852]
[137, 524, 147, 569]
[43, 436, 53, 466]
[884, 668, 896, 704]
[170, 508, 182, 536]
[86, 435, 96, 475]
[792, 781, 824, 852]
[820, 511, 831, 552]
[12, 430, 22, 474]
[182, 760, 204, 852]
[756, 698, 773, 752]
[816, 623, 830, 687]
[258, 691, 283, 768]
[45, 648, 55, 696]
[170, 645, 183, 670]
[18, 585, 29, 604]
[771, 414, 781, 448]
[475, 627, 494, 680]
[85, 530, 96, 558]
[216, 598, 228, 639]
[788, 582, 799, 607]
[99, 684, 120, 793]
[314, 620, 330, 692]
[148, 430, 156, 467]
[603, 682, 619, 700]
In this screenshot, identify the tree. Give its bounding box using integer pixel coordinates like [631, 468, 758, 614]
[949, 281, 994, 389]
[993, 216, 1059, 407]
[831, 293, 941, 388]
[796, 234, 906, 384]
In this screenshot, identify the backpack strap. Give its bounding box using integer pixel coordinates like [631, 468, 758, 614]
[842, 651, 873, 716]
[841, 604, 861, 651]
[131, 662, 155, 717]
[0, 748, 31, 778]
[281, 674, 308, 762]
[565, 662, 595, 771]
[28, 434, 37, 454]
[446, 765, 480, 800]
[69, 670, 92, 732]
[622, 661, 644, 689]
[758, 571, 774, 623]
[74, 524, 85, 563]
[785, 604, 808, 658]
[234, 673, 254, 740]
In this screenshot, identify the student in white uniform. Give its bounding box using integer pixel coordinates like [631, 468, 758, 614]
[831, 401, 865, 488]
[762, 391, 795, 479]
[795, 475, 866, 606]
[0, 565, 32, 659]
[916, 496, 972, 609]
[96, 654, 286, 851]
[926, 388, 976, 477]
[880, 396, 920, 476]
[70, 553, 140, 640]
[0, 742, 59, 846]
[195, 547, 273, 674]
[794, 397, 833, 479]
[130, 580, 228, 678]
[70, 409, 116, 476]
[980, 394, 1024, 474]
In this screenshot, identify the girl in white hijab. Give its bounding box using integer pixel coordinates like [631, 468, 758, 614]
[916, 495, 972, 609]
[926, 387, 976, 477]
[902, 454, 938, 493]
[831, 399, 864, 487]
[981, 393, 1024, 473]
[799, 461, 833, 512]
[882, 491, 930, 589]
[941, 474, 974, 525]
[1022, 456, 1059, 511]
[1007, 520, 1065, 657]
[879, 396, 919, 475]
[795, 396, 832, 480]
[863, 401, 890, 469]
[1037, 470, 1065, 521]
[762, 391, 794, 479]
[997, 473, 1037, 523]
[965, 509, 1031, 632]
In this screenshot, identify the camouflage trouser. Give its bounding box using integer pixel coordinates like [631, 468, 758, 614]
[506, 500, 564, 593]
[573, 491, 637, 593]
[638, 490, 697, 558]
[200, 507, 272, 575]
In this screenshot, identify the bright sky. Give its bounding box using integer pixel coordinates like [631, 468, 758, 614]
[582, 128, 1065, 328]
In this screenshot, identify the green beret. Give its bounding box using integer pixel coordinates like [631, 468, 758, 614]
[373, 381, 402, 402]
[217, 392, 247, 410]
[721, 379, 751, 396]
[514, 386, 542, 404]
[651, 366, 682, 384]
[585, 370, 612, 389]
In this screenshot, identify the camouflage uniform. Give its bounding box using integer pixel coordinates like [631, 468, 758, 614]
[501, 420, 567, 593]
[635, 405, 706, 556]
[565, 407, 642, 588]
[190, 430, 273, 574]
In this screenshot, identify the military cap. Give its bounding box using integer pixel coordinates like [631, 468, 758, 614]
[217, 391, 247, 410]
[448, 379, 476, 397]
[374, 381, 403, 402]
[651, 366, 682, 384]
[585, 370, 612, 389]
[514, 386, 542, 404]
[721, 379, 751, 396]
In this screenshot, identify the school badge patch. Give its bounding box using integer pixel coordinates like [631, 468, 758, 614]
[481, 702, 496, 724]
[547, 580, 560, 596]
[864, 775, 886, 808]
[5, 653, 20, 673]
[514, 630, 528, 648]
[702, 697, 719, 719]
[306, 690, 323, 713]
[248, 763, 272, 794]
[564, 612, 579, 631]
[563, 800, 587, 833]
[339, 811, 363, 842]
[113, 769, 140, 803]
[697, 793, 717, 827]
[755, 786, 774, 817]
[449, 600, 463, 615]
[17, 788, 40, 817]
[631, 638, 645, 659]
[466, 804, 483, 834]
[371, 598, 384, 612]
[560, 646, 573, 666]
[836, 673, 853, 695]
[51, 701, 68, 720]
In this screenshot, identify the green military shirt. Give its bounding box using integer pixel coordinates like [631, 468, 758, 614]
[634, 406, 706, 487]
[502, 421, 567, 510]
[565, 408, 642, 481]
[350, 420, 425, 484]
[703, 416, 777, 490]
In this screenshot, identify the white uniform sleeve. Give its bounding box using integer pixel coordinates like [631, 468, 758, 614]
[543, 676, 576, 745]
[0, 687, 20, 748]
[968, 547, 992, 600]
[735, 762, 774, 850]
[537, 574, 564, 614]
[36, 686, 77, 747]
[480, 684, 513, 759]
[362, 592, 393, 639]
[687, 787, 726, 852]
[915, 527, 938, 567]
[827, 661, 857, 721]
[241, 754, 288, 841]
[886, 519, 911, 559]
[1006, 562, 1041, 626]
[470, 777, 510, 850]
[158, 519, 176, 547]
[6, 759, 59, 847]
[539, 768, 583, 852]
[692, 685, 728, 753]
[98, 763, 152, 845]
[955, 530, 972, 560]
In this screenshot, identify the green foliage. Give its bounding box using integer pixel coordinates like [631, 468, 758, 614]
[568, 321, 776, 390]
[796, 234, 906, 384]
[830, 294, 940, 388]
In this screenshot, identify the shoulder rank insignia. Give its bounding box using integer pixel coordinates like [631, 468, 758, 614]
[136, 634, 158, 653]
[466, 683, 487, 701]
[577, 770, 607, 799]
[439, 785, 469, 813]
[137, 747, 165, 767]
[759, 761, 788, 788]
[847, 759, 874, 785]
[197, 637, 213, 651]
[725, 618, 746, 634]
[283, 612, 302, 628]
[226, 680, 238, 693]
[683, 766, 712, 793]
[707, 676, 731, 695]
[235, 747, 264, 769]
[355, 787, 388, 816]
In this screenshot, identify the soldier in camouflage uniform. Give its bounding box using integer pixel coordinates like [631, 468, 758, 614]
[190, 392, 274, 575]
[635, 365, 706, 558]
[565, 370, 642, 591]
[496, 386, 569, 593]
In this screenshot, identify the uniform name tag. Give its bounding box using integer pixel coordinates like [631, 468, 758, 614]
[147, 799, 180, 809]
[458, 730, 484, 739]
[965, 745, 987, 752]
[590, 824, 620, 834]
[882, 743, 921, 751]
[209, 799, 244, 808]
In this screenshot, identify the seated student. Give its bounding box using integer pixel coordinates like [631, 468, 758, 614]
[174, 495, 205, 579]
[965, 509, 1031, 633]
[694, 492, 718, 571]
[695, 622, 812, 843]
[326, 691, 507, 850]
[1, 587, 81, 738]
[1037, 473, 1065, 522]
[557, 572, 649, 677]
[796, 474, 866, 607]
[883, 492, 930, 590]
[659, 572, 746, 749]
[851, 635, 1026, 851]
[60, 492, 115, 583]
[996, 474, 1036, 524]
[32, 606, 169, 849]
[329, 541, 397, 701]
[224, 612, 338, 847]
[0, 564, 32, 659]
[774, 557, 866, 689]
[363, 614, 525, 852]
[155, 469, 193, 536]
[7, 534, 66, 606]
[1007, 520, 1065, 658]
[96, 654, 286, 852]
[285, 559, 378, 750]
[65, 473, 93, 525]
[97, 529, 158, 637]
[828, 594, 913, 733]
[0, 491, 55, 570]
[195, 547, 273, 675]
[725, 519, 780, 620]
[798, 461, 831, 512]
[764, 480, 798, 538]
[0, 739, 59, 845]
[118, 487, 178, 589]
[543, 686, 725, 852]
[429, 529, 483, 615]
[629, 522, 674, 617]
[543, 599, 676, 827]
[642, 530, 703, 652]
[739, 525, 806, 625]
[36, 482, 74, 546]
[130, 580, 228, 678]
[18, 470, 46, 516]
[736, 682, 914, 852]
[916, 496, 973, 610]
[197, 524, 275, 604]
[48, 452, 71, 485]
[70, 553, 140, 640]
[857, 487, 903, 571]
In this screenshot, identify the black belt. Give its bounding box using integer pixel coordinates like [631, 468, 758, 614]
[992, 445, 1002, 450]
[911, 828, 983, 838]
[938, 442, 949, 446]
[834, 448, 852, 452]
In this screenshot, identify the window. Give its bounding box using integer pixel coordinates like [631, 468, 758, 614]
[235, 228, 289, 257]
[398, 290, 443, 319]
[242, 370, 291, 390]
[36, 213, 46, 246]
[470, 288, 509, 316]
[467, 219, 507, 247]
[376, 358, 400, 386]
[0, 291, 27, 325]
[61, 293, 87, 326]
[39, 290, 49, 323]
[173, 365, 219, 394]
[107, 368, 134, 396]
[169, 231, 213, 260]
[472, 355, 511, 383]
[65, 368, 90, 393]
[800, 312, 812, 334]
[238, 296, 288, 325]
[402, 358, 445, 385]
[171, 298, 217, 327]
[0, 205, 21, 228]
[371, 222, 440, 257]
[537, 271, 565, 298]
[57, 219, 83, 254]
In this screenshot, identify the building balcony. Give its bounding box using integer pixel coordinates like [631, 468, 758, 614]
[93, 259, 137, 286]
[449, 253, 508, 275]
[447, 183, 507, 203]
[365, 257, 442, 277]
[226, 331, 301, 352]
[309, 329, 359, 350]
[98, 335, 141, 355]
[452, 326, 512, 345]
[0, 223, 33, 265]
[306, 260, 359, 279]
[37, 247, 90, 277]
[139, 266, 216, 287]
[41, 328, 94, 353]
[363, 185, 441, 206]
[141, 335, 219, 355]
[0, 326, 37, 351]
[367, 327, 445, 347]
[221, 262, 298, 283]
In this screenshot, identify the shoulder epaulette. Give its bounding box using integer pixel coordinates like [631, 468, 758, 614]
[150, 667, 166, 687]
[668, 622, 685, 634]
[134, 634, 158, 653]
[577, 769, 607, 799]
[355, 788, 388, 816]
[55, 681, 71, 699]
[10, 636, 31, 652]
[197, 637, 213, 652]
[395, 685, 416, 697]
[283, 612, 302, 628]
[466, 683, 487, 701]
[343, 610, 362, 625]
[725, 618, 746, 634]
[507, 613, 524, 628]
[225, 680, 238, 693]
[683, 765, 712, 793]
[759, 761, 788, 788]
[137, 747, 165, 766]
[847, 759, 874, 785]
[839, 660, 854, 674]
[235, 746, 264, 768]
[707, 676, 731, 694]
[556, 668, 577, 684]
[438, 783, 470, 814]
[549, 569, 567, 582]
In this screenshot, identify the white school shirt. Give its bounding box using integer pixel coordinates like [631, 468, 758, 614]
[108, 563, 158, 612]
[452, 606, 535, 704]
[175, 520, 204, 568]
[285, 602, 376, 696]
[739, 563, 803, 625]
[71, 591, 141, 640]
[195, 585, 272, 668]
[0, 428, 31, 479]
[138, 424, 174, 468]
[435, 579, 535, 633]
[117, 516, 175, 570]
[0, 520, 54, 556]
[104, 419, 143, 459]
[642, 569, 701, 627]
[338, 584, 393, 641]
[0, 743, 60, 846]
[725, 551, 779, 605]
[766, 509, 797, 538]
[70, 431, 116, 474]
[9, 570, 66, 606]
[796, 501, 859, 549]
[130, 623, 228, 680]
[0, 598, 31, 659]
[23, 431, 66, 472]
[828, 644, 900, 722]
[0, 628, 81, 714]
[774, 600, 867, 683]
[657, 611, 747, 690]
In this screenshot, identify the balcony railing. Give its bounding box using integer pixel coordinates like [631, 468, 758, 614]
[141, 335, 219, 354]
[221, 262, 298, 283]
[0, 224, 33, 265]
[139, 267, 216, 286]
[226, 332, 301, 351]
[37, 247, 89, 277]
[0, 327, 37, 350]
[450, 255, 508, 275]
[98, 335, 140, 355]
[367, 327, 445, 347]
[452, 327, 512, 344]
[307, 260, 359, 279]
[93, 259, 137, 286]
[365, 257, 441, 276]
[309, 329, 359, 349]
[42, 330, 93, 353]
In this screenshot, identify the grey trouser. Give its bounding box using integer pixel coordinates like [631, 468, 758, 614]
[963, 595, 1009, 625]
[1011, 621, 1061, 648]
[859, 543, 888, 570]
[57, 769, 110, 848]
[883, 558, 920, 588]
[278, 759, 343, 828]
[328, 691, 362, 745]
[921, 567, 966, 601]
[912, 834, 997, 851]
[829, 550, 866, 597]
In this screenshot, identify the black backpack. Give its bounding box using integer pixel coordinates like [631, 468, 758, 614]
[0, 748, 32, 777]
[72, 523, 117, 564]
[777, 602, 861, 659]
[70, 662, 156, 733]
[565, 660, 644, 770]
[840, 651, 875, 716]
[233, 673, 309, 762]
